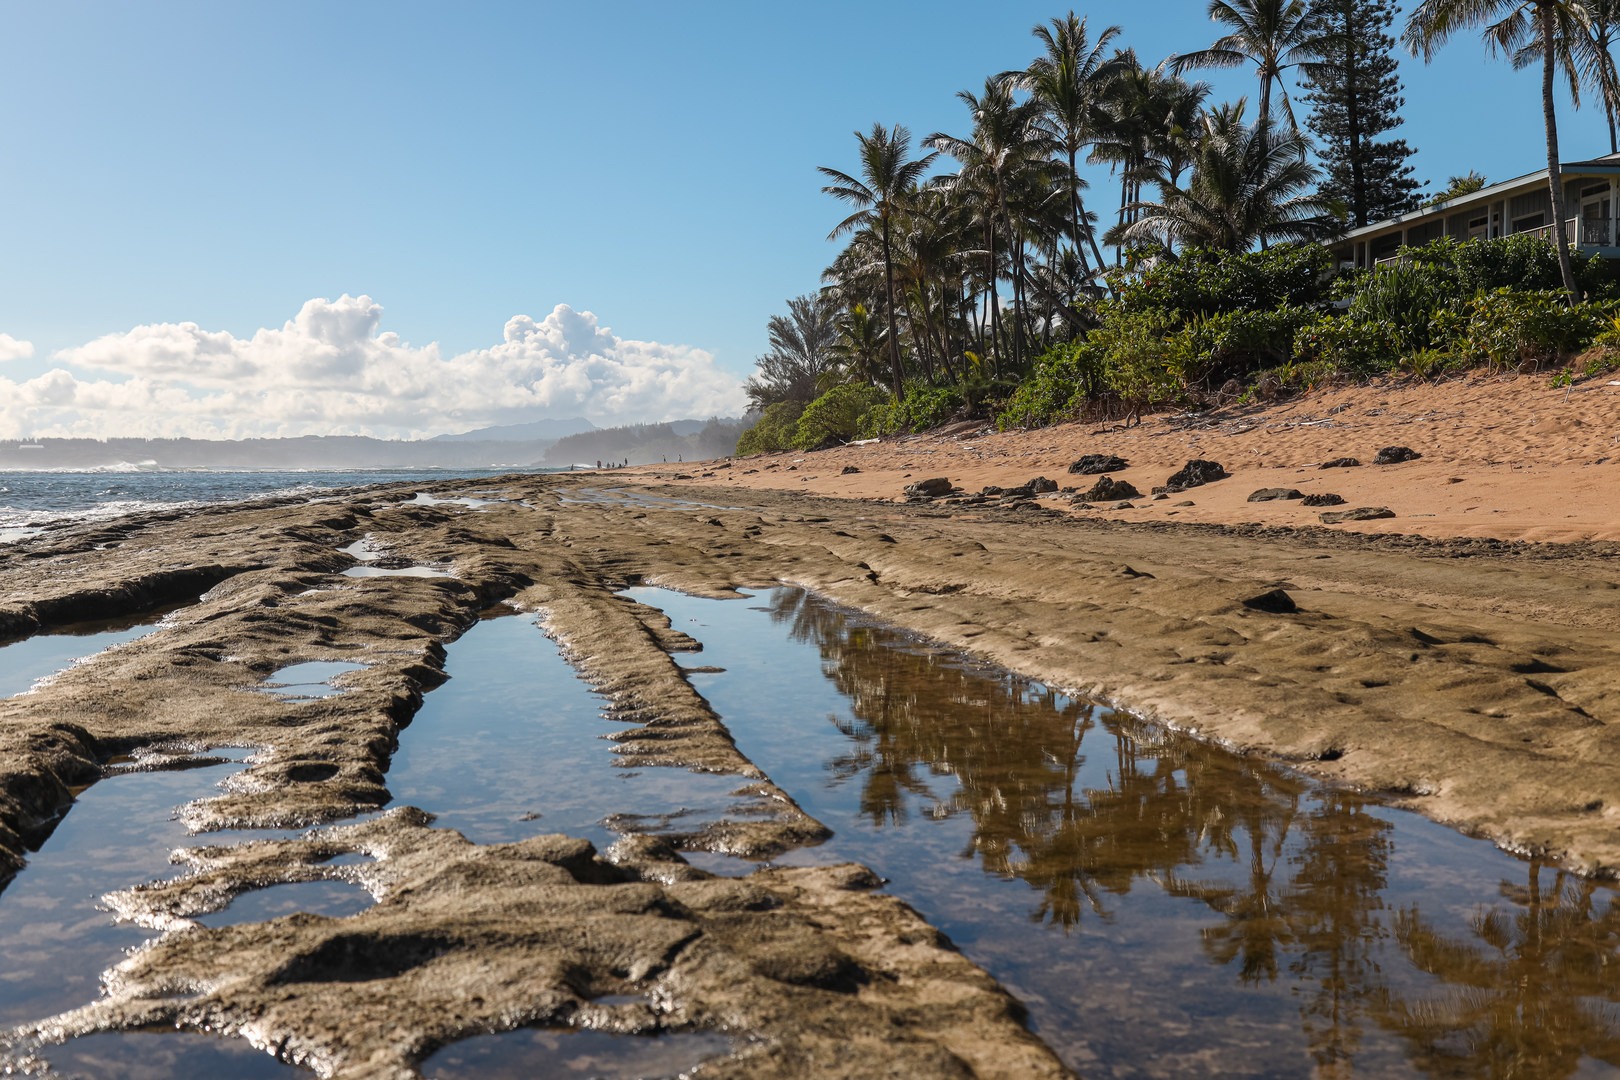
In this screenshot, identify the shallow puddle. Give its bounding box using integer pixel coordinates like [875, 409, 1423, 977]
[338, 538, 381, 562]
[12, 1028, 303, 1079]
[196, 878, 372, 927]
[384, 611, 747, 850]
[0, 614, 170, 698]
[634, 586, 1620, 1079]
[340, 565, 454, 579]
[0, 753, 253, 1027]
[418, 1027, 732, 1079]
[408, 493, 496, 509]
[258, 661, 367, 701]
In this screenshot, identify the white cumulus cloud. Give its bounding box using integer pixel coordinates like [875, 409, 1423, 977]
[0, 333, 35, 363]
[2, 297, 746, 439]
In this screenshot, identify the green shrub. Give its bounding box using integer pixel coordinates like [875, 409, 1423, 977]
[1345, 261, 1456, 351]
[1293, 314, 1400, 375]
[1174, 305, 1316, 386]
[1588, 310, 1620, 351]
[1583, 349, 1620, 378]
[735, 400, 804, 456]
[1116, 243, 1337, 318]
[995, 338, 1105, 429]
[860, 381, 966, 437]
[1102, 317, 1182, 422]
[1395, 347, 1464, 381]
[792, 383, 888, 449]
[1395, 234, 1613, 297]
[1444, 289, 1606, 370]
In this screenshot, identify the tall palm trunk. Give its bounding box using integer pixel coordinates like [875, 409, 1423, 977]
[1065, 148, 1093, 281]
[984, 221, 1004, 370]
[1541, 4, 1581, 301]
[879, 219, 906, 396]
[1067, 148, 1112, 293]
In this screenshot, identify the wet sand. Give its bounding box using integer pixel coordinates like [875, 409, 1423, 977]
[1, 373, 1618, 1076]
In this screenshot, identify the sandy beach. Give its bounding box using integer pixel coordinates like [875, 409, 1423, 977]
[646, 371, 1620, 545]
[1, 371, 1618, 1077]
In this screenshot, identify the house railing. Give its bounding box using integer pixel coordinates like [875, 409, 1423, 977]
[1521, 217, 1618, 246]
[1580, 217, 1616, 246]
[1366, 216, 1619, 270]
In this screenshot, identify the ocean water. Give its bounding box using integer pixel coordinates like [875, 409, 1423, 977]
[0, 468, 529, 542]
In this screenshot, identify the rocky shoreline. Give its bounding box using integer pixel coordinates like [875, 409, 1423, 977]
[3, 468, 1620, 1075]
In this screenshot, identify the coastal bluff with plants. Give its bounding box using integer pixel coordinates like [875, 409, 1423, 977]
[738, 0, 1620, 455]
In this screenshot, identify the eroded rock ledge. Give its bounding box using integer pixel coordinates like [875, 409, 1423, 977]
[43, 810, 1063, 1080]
[4, 470, 1620, 1075]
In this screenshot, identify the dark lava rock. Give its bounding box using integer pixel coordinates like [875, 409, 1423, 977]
[1373, 446, 1421, 465]
[1320, 506, 1396, 524]
[1174, 501, 1196, 507]
[1242, 588, 1299, 614]
[1068, 454, 1128, 475]
[904, 477, 954, 499]
[1119, 565, 1154, 578]
[1152, 493, 1169, 501]
[1165, 459, 1230, 492]
[1081, 476, 1142, 502]
[1073, 502, 1095, 510]
[1029, 477, 1058, 494]
[840, 465, 860, 475]
[1247, 488, 1304, 502]
[1112, 501, 1135, 510]
[980, 485, 1005, 497]
[1319, 457, 1361, 469]
[1301, 493, 1345, 507]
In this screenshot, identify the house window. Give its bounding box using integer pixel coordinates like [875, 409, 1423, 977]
[1512, 213, 1546, 233]
[1467, 215, 1490, 239]
[1370, 236, 1402, 261]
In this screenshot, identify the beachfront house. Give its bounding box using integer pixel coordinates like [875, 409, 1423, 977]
[1332, 152, 1620, 269]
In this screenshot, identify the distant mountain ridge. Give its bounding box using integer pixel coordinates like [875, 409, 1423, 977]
[431, 418, 596, 443]
[0, 435, 555, 471]
[0, 417, 749, 471]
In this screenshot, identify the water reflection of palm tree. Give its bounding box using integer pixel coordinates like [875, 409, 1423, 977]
[1160, 782, 1301, 983]
[1287, 794, 1393, 1076]
[760, 587, 1620, 1074]
[1380, 861, 1620, 1077]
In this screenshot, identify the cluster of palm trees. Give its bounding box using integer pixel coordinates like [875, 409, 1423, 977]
[795, 1, 1620, 416]
[812, 8, 1343, 398]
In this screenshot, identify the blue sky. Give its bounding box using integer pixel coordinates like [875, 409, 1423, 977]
[0, 0, 1608, 439]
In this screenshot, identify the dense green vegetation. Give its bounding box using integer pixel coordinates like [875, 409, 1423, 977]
[736, 2, 1620, 456]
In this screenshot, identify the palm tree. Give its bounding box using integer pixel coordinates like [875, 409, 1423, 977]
[820, 124, 938, 396]
[1586, 0, 1620, 152]
[741, 293, 840, 410]
[1092, 52, 1212, 263]
[1517, 0, 1620, 154]
[827, 302, 888, 389]
[1404, 0, 1587, 299]
[1172, 0, 1334, 129]
[1108, 101, 1334, 253]
[928, 79, 1055, 373]
[1011, 13, 1126, 286]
